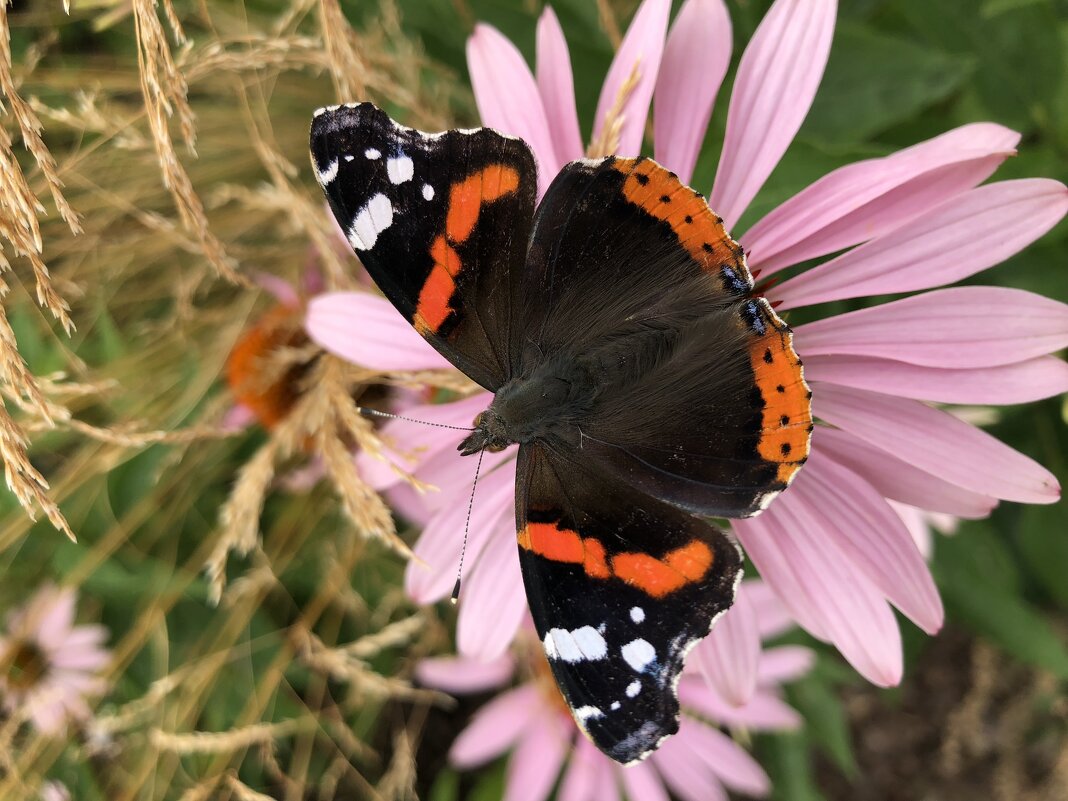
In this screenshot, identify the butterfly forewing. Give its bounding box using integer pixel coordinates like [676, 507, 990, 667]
[310, 103, 538, 390]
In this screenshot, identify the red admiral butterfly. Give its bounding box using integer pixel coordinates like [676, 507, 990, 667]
[310, 102, 812, 764]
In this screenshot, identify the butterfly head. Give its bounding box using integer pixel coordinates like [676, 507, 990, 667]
[457, 410, 510, 456]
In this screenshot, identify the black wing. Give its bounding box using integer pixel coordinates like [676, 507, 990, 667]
[310, 103, 537, 391]
[521, 156, 812, 517]
[516, 442, 742, 764]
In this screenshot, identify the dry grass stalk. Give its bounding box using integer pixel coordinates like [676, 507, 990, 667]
[150, 717, 316, 754]
[132, 0, 244, 284]
[376, 729, 417, 801]
[587, 61, 641, 158]
[596, 0, 624, 49]
[226, 774, 278, 801]
[342, 611, 427, 660]
[319, 0, 369, 100]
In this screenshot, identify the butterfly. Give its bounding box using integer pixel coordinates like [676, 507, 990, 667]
[310, 102, 812, 764]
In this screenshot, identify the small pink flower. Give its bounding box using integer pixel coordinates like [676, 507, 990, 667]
[418, 601, 811, 801]
[40, 782, 71, 801]
[307, 0, 1068, 691]
[0, 585, 111, 735]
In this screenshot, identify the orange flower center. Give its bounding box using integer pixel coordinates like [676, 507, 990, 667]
[226, 304, 309, 429]
[0, 639, 48, 691]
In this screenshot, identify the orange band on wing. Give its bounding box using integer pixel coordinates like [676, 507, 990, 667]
[518, 522, 712, 597]
[613, 158, 746, 281]
[749, 312, 812, 485]
[416, 164, 521, 334]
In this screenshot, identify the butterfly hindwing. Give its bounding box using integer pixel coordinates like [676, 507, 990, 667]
[522, 157, 812, 517]
[310, 103, 538, 390]
[516, 442, 743, 764]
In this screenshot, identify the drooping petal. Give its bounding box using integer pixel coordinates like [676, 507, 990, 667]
[887, 500, 934, 559]
[773, 179, 1068, 308]
[449, 684, 540, 767]
[457, 524, 528, 660]
[306, 292, 450, 371]
[693, 585, 760, 706]
[558, 737, 603, 801]
[734, 491, 904, 686]
[253, 272, 301, 307]
[803, 354, 1068, 405]
[792, 450, 943, 634]
[537, 7, 584, 163]
[405, 465, 515, 603]
[680, 677, 802, 730]
[618, 760, 670, 801]
[220, 403, 257, 431]
[416, 654, 515, 695]
[815, 426, 997, 519]
[813, 382, 1061, 504]
[710, 0, 837, 228]
[415, 446, 517, 508]
[36, 589, 77, 650]
[745, 580, 795, 640]
[742, 123, 1020, 272]
[671, 718, 771, 797]
[651, 739, 729, 801]
[592, 0, 671, 157]
[793, 287, 1068, 368]
[503, 713, 571, 801]
[468, 23, 560, 193]
[758, 646, 816, 686]
[653, 0, 732, 183]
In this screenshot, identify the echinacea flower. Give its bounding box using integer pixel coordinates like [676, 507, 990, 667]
[0, 585, 110, 735]
[417, 592, 812, 801]
[307, 0, 1068, 692]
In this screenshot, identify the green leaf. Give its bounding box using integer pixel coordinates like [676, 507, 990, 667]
[801, 23, 974, 146]
[428, 769, 460, 801]
[760, 731, 828, 801]
[787, 675, 858, 777]
[935, 532, 1068, 678]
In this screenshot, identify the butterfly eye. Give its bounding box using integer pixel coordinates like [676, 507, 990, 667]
[486, 442, 507, 453]
[472, 411, 485, 428]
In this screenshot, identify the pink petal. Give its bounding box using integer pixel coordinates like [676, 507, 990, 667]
[672, 718, 770, 797]
[468, 23, 559, 194]
[813, 382, 1061, 504]
[734, 491, 904, 686]
[306, 292, 450, 371]
[36, 589, 77, 650]
[758, 646, 816, 686]
[50, 646, 110, 672]
[680, 677, 802, 730]
[804, 354, 1068, 405]
[743, 123, 1020, 272]
[694, 585, 760, 706]
[793, 450, 943, 634]
[710, 0, 837, 228]
[618, 760, 670, 801]
[558, 737, 602, 801]
[457, 526, 527, 660]
[774, 179, 1068, 308]
[651, 735, 728, 801]
[537, 7, 584, 164]
[745, 580, 795, 640]
[449, 684, 540, 768]
[414, 447, 517, 509]
[503, 713, 571, 801]
[383, 482, 434, 527]
[415, 654, 515, 695]
[653, 0, 732, 183]
[592, 0, 671, 157]
[253, 272, 300, 307]
[815, 426, 997, 519]
[792, 287, 1068, 368]
[887, 500, 934, 559]
[221, 403, 256, 431]
[405, 464, 515, 603]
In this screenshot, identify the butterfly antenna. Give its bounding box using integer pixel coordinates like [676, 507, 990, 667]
[451, 447, 486, 603]
[356, 406, 476, 431]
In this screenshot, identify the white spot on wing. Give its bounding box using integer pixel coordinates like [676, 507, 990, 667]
[610, 701, 621, 711]
[346, 193, 393, 251]
[621, 639, 656, 673]
[574, 706, 604, 723]
[316, 158, 339, 186]
[626, 680, 641, 698]
[630, 607, 645, 623]
[364, 148, 381, 160]
[544, 626, 607, 663]
[422, 183, 435, 201]
[344, 155, 354, 162]
[387, 154, 414, 185]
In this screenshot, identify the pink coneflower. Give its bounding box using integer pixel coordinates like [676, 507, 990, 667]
[307, 0, 1068, 691]
[0, 585, 110, 735]
[417, 592, 812, 801]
